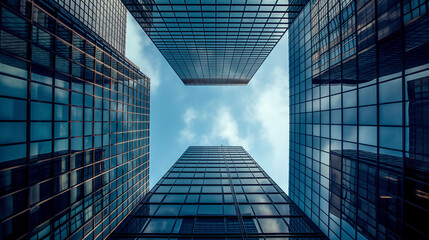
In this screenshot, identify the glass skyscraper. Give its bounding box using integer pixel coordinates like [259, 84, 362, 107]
[123, 0, 309, 85]
[109, 146, 327, 239]
[289, 0, 429, 239]
[0, 0, 150, 239]
[45, 0, 128, 54]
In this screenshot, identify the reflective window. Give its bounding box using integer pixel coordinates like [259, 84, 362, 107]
[31, 102, 52, 121]
[31, 122, 52, 141]
[197, 205, 223, 215]
[380, 103, 402, 126]
[258, 218, 288, 233]
[199, 194, 222, 203]
[0, 75, 27, 98]
[156, 205, 181, 216]
[202, 186, 222, 193]
[143, 219, 175, 233]
[179, 205, 197, 216]
[0, 122, 26, 144]
[247, 194, 270, 203]
[252, 204, 278, 216]
[164, 194, 186, 203]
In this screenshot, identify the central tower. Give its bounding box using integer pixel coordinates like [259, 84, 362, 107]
[109, 146, 326, 239]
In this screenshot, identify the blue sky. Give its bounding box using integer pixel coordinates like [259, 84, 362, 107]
[125, 13, 290, 193]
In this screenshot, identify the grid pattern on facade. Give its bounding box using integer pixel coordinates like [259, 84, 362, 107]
[289, 0, 429, 239]
[109, 146, 327, 239]
[123, 0, 309, 85]
[0, 1, 150, 239]
[45, 0, 127, 54]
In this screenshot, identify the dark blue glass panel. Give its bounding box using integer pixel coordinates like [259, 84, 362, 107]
[0, 122, 26, 144]
[0, 97, 26, 120]
[143, 219, 175, 233]
[0, 74, 27, 98]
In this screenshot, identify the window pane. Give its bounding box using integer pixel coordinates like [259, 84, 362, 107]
[0, 97, 26, 120]
[31, 82, 52, 101]
[164, 194, 186, 203]
[31, 122, 52, 141]
[380, 127, 402, 150]
[223, 205, 236, 215]
[359, 126, 377, 146]
[239, 204, 254, 216]
[258, 218, 288, 233]
[243, 185, 263, 193]
[31, 102, 52, 120]
[143, 218, 175, 233]
[179, 205, 197, 216]
[379, 79, 402, 103]
[252, 204, 278, 216]
[359, 85, 376, 106]
[197, 205, 223, 215]
[0, 144, 26, 164]
[380, 103, 402, 125]
[0, 74, 27, 98]
[155, 205, 181, 216]
[55, 104, 69, 121]
[170, 186, 189, 193]
[199, 194, 222, 203]
[359, 106, 377, 125]
[202, 186, 222, 193]
[148, 194, 164, 203]
[284, 217, 313, 233]
[247, 194, 270, 203]
[0, 122, 26, 144]
[275, 204, 297, 216]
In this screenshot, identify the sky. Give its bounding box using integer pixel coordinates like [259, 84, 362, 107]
[125, 13, 291, 193]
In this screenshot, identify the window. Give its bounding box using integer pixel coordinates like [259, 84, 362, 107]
[164, 194, 186, 203]
[155, 205, 181, 216]
[0, 122, 26, 144]
[199, 194, 222, 203]
[143, 218, 175, 233]
[0, 74, 27, 98]
[239, 204, 254, 216]
[179, 205, 197, 216]
[148, 194, 165, 203]
[269, 194, 286, 202]
[243, 185, 263, 193]
[252, 204, 278, 216]
[202, 185, 222, 193]
[258, 218, 289, 233]
[0, 97, 26, 120]
[247, 194, 270, 203]
[197, 205, 223, 215]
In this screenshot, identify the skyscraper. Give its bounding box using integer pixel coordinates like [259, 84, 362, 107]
[45, 0, 128, 54]
[109, 146, 327, 239]
[289, 0, 429, 239]
[123, 0, 309, 85]
[0, 0, 150, 239]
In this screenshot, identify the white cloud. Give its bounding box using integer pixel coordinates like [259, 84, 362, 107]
[251, 67, 289, 160]
[179, 108, 197, 143]
[178, 105, 251, 149]
[126, 12, 161, 92]
[246, 66, 290, 192]
[206, 107, 251, 149]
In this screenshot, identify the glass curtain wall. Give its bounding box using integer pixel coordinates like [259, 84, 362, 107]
[110, 146, 327, 239]
[122, 0, 310, 85]
[0, 1, 150, 239]
[289, 0, 429, 239]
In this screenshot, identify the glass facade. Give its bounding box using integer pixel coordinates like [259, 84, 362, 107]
[0, 0, 150, 239]
[123, 0, 309, 85]
[110, 146, 327, 239]
[45, 0, 127, 54]
[289, 0, 429, 239]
